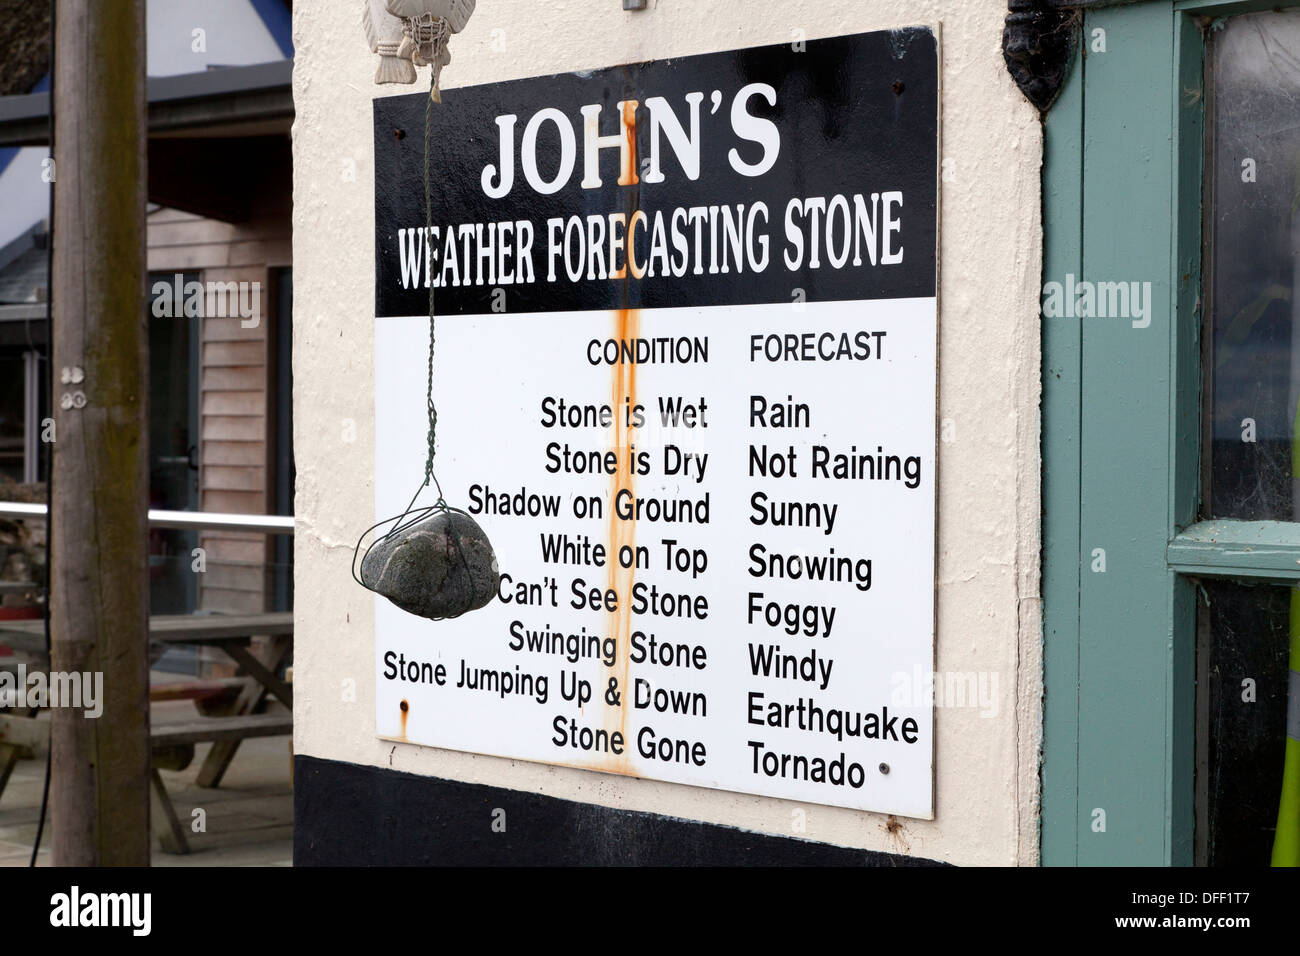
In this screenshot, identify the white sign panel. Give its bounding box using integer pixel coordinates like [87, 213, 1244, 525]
[371, 29, 939, 817]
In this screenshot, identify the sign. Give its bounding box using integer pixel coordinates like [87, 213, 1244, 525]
[372, 28, 939, 818]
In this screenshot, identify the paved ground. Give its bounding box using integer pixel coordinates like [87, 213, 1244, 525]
[0, 697, 293, 867]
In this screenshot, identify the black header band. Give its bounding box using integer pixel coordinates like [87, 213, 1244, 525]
[374, 29, 938, 316]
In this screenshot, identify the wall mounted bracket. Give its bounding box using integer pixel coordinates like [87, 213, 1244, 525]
[1003, 0, 1081, 113]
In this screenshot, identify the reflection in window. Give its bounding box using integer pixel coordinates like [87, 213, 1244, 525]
[1197, 580, 1292, 865]
[1200, 11, 1300, 868]
[1205, 10, 1300, 520]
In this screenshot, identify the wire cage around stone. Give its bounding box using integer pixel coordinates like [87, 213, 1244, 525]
[359, 509, 499, 620]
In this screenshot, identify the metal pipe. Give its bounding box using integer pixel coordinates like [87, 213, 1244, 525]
[0, 501, 295, 535]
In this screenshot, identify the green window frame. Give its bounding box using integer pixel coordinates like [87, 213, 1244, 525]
[1041, 0, 1299, 865]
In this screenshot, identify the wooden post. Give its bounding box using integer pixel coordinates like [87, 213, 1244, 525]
[49, 0, 151, 866]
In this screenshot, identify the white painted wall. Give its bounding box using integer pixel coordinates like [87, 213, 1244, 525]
[291, 0, 1043, 866]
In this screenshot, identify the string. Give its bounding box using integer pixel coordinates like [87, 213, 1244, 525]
[349, 64, 475, 617]
[422, 72, 441, 501]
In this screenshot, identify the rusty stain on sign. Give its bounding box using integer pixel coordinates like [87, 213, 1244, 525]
[596, 98, 642, 775]
[603, 305, 640, 775]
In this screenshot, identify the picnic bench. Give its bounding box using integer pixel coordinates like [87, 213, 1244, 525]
[0, 612, 293, 854]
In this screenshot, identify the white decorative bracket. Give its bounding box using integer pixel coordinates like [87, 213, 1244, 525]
[362, 0, 477, 97]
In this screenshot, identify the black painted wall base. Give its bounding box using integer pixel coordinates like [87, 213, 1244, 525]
[294, 755, 945, 866]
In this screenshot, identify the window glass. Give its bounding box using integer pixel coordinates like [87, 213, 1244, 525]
[147, 273, 200, 625]
[1197, 579, 1293, 865]
[1205, 10, 1300, 520]
[0, 351, 26, 482]
[1199, 9, 1300, 871]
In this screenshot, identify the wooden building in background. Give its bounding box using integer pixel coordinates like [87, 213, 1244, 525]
[0, 1, 295, 667]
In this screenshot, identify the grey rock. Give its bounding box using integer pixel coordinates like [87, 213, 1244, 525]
[360, 510, 500, 620]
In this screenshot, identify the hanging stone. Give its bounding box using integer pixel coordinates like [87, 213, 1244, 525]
[360, 510, 499, 620]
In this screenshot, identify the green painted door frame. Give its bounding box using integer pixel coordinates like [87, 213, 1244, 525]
[1040, 0, 1298, 865]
